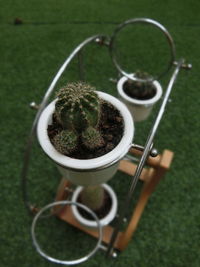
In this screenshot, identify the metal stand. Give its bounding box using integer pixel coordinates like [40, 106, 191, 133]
[21, 18, 191, 264]
[54, 148, 174, 255]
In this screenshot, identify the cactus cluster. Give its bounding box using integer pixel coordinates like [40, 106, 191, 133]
[53, 82, 104, 155]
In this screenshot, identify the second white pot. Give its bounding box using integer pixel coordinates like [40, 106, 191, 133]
[117, 75, 163, 122]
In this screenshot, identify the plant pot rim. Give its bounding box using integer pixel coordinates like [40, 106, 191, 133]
[71, 183, 117, 228]
[37, 91, 134, 171]
[117, 74, 162, 106]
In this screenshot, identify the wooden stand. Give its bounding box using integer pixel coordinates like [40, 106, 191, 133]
[55, 149, 174, 252]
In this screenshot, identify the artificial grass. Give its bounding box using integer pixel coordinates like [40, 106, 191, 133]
[0, 1, 200, 266]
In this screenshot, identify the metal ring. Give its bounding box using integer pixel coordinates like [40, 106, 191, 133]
[109, 18, 176, 82]
[31, 200, 103, 265]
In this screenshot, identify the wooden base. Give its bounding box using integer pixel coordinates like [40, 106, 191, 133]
[55, 149, 174, 252]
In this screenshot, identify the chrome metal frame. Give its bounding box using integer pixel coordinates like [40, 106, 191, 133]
[31, 201, 103, 265]
[21, 17, 191, 264]
[109, 18, 176, 82]
[106, 58, 185, 256]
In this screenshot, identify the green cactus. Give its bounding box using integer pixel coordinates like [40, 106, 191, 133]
[81, 126, 104, 150]
[53, 82, 104, 154]
[53, 130, 78, 155]
[55, 82, 100, 131]
[125, 71, 155, 99]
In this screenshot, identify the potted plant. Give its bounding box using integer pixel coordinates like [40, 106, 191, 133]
[117, 71, 163, 122]
[37, 82, 134, 228]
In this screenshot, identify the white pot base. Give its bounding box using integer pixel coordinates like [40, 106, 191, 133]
[57, 161, 119, 186]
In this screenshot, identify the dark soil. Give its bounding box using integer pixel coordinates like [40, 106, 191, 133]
[123, 81, 156, 100]
[47, 100, 124, 159]
[77, 189, 112, 221]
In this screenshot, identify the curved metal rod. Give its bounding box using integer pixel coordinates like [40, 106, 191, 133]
[33, 34, 108, 134]
[109, 17, 176, 82]
[106, 58, 184, 256]
[31, 201, 102, 265]
[21, 34, 108, 213]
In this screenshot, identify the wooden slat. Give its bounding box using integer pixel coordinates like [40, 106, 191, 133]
[159, 149, 174, 169]
[129, 148, 161, 167]
[117, 168, 156, 251]
[118, 150, 174, 251]
[118, 160, 150, 182]
[57, 205, 123, 250]
[55, 178, 71, 201]
[53, 178, 71, 214]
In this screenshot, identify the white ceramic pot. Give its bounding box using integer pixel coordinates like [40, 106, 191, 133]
[37, 91, 134, 186]
[117, 75, 162, 122]
[71, 183, 117, 229]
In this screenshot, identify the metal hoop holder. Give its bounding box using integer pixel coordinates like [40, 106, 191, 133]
[109, 17, 176, 82]
[22, 18, 192, 264]
[31, 201, 102, 265]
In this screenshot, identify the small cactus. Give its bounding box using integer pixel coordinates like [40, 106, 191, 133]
[53, 82, 104, 153]
[53, 130, 78, 155]
[125, 71, 155, 99]
[81, 126, 104, 150]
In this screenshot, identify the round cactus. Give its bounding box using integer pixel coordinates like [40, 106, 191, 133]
[53, 82, 104, 153]
[55, 82, 100, 131]
[53, 130, 78, 155]
[125, 71, 155, 99]
[81, 126, 104, 150]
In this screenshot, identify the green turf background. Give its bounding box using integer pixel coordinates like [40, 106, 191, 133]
[0, 0, 200, 266]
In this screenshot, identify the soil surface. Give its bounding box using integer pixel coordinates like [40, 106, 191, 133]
[123, 81, 156, 100]
[48, 100, 124, 159]
[77, 189, 112, 221]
